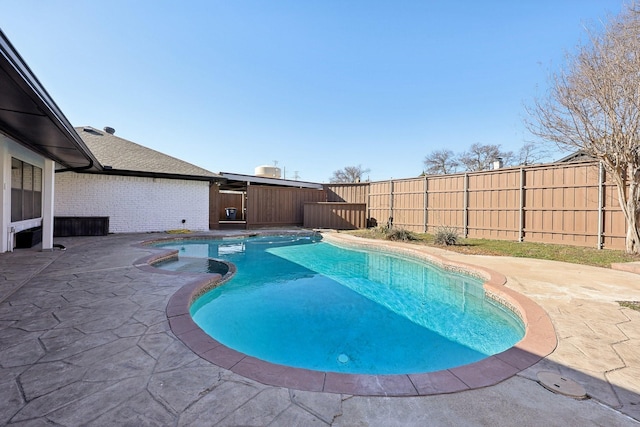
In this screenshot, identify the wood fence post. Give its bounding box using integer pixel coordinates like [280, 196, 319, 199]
[423, 175, 428, 233]
[463, 173, 469, 238]
[597, 162, 604, 249]
[389, 179, 394, 226]
[519, 167, 525, 242]
[367, 184, 371, 227]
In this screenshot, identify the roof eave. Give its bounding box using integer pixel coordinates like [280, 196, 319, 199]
[0, 29, 101, 171]
[63, 168, 222, 182]
[218, 172, 323, 189]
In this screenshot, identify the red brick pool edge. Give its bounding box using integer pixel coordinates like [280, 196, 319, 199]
[138, 233, 557, 397]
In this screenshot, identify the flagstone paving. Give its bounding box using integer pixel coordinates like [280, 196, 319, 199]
[0, 231, 639, 426]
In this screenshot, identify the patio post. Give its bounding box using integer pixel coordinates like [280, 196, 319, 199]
[41, 158, 54, 250]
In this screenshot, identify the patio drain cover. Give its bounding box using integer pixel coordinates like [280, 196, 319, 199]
[537, 371, 586, 399]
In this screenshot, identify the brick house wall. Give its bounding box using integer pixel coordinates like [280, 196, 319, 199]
[54, 172, 210, 233]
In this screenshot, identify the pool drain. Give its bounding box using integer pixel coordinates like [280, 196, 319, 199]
[537, 371, 586, 399]
[337, 354, 349, 364]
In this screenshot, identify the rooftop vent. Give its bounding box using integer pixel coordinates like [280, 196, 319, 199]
[103, 126, 115, 135]
[82, 127, 102, 135]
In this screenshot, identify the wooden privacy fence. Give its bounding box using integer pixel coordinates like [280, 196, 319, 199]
[303, 202, 367, 229]
[325, 161, 627, 250]
[246, 186, 326, 227]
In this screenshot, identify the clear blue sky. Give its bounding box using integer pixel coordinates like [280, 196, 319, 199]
[1, 1, 625, 182]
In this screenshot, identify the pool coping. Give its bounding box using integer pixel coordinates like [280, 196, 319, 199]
[135, 231, 557, 397]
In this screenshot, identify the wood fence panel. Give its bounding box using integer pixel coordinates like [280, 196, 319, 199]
[246, 186, 326, 227]
[368, 181, 392, 227]
[467, 169, 520, 240]
[324, 183, 369, 203]
[602, 172, 627, 249]
[523, 163, 602, 247]
[303, 203, 367, 229]
[426, 175, 465, 233]
[392, 178, 425, 232]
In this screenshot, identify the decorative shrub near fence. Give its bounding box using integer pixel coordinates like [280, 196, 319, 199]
[324, 160, 627, 250]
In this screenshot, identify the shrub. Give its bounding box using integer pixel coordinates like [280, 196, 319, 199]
[384, 227, 417, 242]
[434, 226, 459, 246]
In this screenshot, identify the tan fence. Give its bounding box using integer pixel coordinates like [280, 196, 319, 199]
[325, 161, 628, 250]
[246, 186, 326, 227]
[324, 183, 369, 203]
[303, 202, 367, 229]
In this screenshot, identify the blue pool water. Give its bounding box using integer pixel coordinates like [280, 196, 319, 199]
[155, 235, 525, 374]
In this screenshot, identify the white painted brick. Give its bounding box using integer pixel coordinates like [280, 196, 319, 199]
[55, 173, 210, 233]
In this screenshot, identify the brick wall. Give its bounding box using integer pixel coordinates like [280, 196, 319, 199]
[54, 173, 210, 233]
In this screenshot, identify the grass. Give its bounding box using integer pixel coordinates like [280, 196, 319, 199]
[344, 229, 640, 268]
[617, 301, 640, 311]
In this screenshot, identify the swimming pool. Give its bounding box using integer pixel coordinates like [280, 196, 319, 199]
[154, 234, 525, 375]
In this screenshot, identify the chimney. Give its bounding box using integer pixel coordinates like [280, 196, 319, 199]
[104, 126, 115, 135]
[492, 157, 503, 170]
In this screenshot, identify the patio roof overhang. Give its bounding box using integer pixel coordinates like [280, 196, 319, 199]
[0, 30, 101, 171]
[218, 172, 324, 191]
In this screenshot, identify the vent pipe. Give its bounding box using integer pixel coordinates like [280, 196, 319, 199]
[104, 126, 115, 135]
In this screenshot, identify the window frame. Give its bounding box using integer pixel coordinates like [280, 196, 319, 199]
[10, 157, 43, 223]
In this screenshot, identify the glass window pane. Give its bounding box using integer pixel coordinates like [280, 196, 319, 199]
[11, 159, 23, 221]
[23, 164, 33, 191]
[11, 188, 22, 222]
[24, 189, 34, 219]
[11, 158, 22, 189]
[34, 191, 42, 218]
[33, 166, 43, 219]
[33, 167, 42, 192]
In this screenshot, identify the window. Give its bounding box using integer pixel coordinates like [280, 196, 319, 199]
[11, 158, 42, 222]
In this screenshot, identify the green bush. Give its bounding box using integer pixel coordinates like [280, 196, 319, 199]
[434, 226, 459, 246]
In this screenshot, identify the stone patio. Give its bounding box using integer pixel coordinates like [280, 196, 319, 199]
[1, 231, 639, 426]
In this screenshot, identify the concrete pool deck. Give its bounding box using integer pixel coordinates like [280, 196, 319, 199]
[1, 231, 639, 425]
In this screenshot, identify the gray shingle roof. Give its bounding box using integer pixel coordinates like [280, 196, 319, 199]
[76, 126, 219, 179]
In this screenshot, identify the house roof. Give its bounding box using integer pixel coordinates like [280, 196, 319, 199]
[0, 30, 100, 170]
[556, 150, 595, 163]
[218, 172, 323, 191]
[76, 126, 221, 181]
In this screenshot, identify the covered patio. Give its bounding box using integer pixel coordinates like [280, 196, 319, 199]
[211, 172, 324, 230]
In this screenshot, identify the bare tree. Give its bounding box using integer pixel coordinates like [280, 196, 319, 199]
[330, 165, 370, 183]
[526, 4, 640, 253]
[423, 149, 459, 175]
[459, 143, 513, 171]
[517, 141, 551, 165]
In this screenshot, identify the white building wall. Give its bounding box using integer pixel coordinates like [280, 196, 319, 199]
[54, 173, 210, 233]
